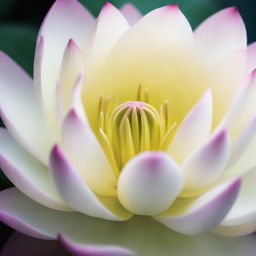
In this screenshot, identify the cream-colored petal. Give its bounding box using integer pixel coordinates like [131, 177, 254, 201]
[50, 145, 132, 220]
[0, 128, 68, 211]
[0, 52, 52, 164]
[84, 2, 129, 71]
[61, 110, 117, 196]
[168, 89, 212, 163]
[59, 39, 84, 116]
[35, 0, 94, 137]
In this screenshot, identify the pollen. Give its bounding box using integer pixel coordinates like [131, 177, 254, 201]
[97, 86, 176, 175]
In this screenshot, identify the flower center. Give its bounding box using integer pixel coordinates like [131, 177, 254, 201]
[97, 86, 176, 174]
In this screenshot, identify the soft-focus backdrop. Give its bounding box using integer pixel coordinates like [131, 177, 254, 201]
[0, 0, 256, 249]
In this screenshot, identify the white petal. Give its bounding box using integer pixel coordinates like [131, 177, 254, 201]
[213, 170, 256, 236]
[117, 151, 183, 215]
[227, 115, 256, 168]
[195, 7, 246, 63]
[182, 129, 230, 194]
[35, 0, 94, 136]
[120, 3, 142, 25]
[168, 89, 213, 163]
[0, 128, 68, 211]
[247, 42, 256, 73]
[61, 110, 117, 196]
[59, 39, 84, 116]
[155, 178, 241, 235]
[85, 2, 129, 69]
[1, 188, 255, 256]
[219, 70, 256, 140]
[0, 52, 52, 164]
[50, 145, 132, 221]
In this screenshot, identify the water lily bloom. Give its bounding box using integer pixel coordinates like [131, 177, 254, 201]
[1, 0, 256, 255]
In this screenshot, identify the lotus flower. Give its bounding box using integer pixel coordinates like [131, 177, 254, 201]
[0, 0, 256, 255]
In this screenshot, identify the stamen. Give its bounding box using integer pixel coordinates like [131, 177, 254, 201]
[96, 86, 175, 172]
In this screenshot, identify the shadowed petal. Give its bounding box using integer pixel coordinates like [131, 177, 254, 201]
[58, 234, 133, 256]
[1, 188, 256, 256]
[120, 3, 142, 25]
[1, 232, 70, 256]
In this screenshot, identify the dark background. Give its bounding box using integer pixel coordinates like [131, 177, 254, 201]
[0, 0, 256, 250]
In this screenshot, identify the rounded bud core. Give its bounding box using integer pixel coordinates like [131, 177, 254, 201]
[117, 151, 183, 215]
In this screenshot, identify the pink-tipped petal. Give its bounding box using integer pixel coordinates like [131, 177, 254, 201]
[50, 144, 132, 221]
[61, 110, 117, 196]
[247, 42, 256, 73]
[85, 2, 129, 69]
[1, 188, 256, 256]
[182, 129, 230, 193]
[213, 170, 256, 236]
[120, 3, 142, 25]
[58, 233, 134, 256]
[195, 7, 246, 63]
[0, 128, 68, 211]
[35, 0, 94, 134]
[58, 39, 84, 117]
[117, 152, 183, 215]
[155, 178, 241, 235]
[0, 52, 52, 164]
[168, 89, 213, 163]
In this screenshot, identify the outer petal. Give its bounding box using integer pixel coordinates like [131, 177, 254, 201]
[0, 52, 52, 164]
[182, 129, 230, 194]
[213, 170, 256, 236]
[120, 3, 142, 25]
[1, 188, 256, 256]
[0, 128, 68, 211]
[59, 234, 133, 256]
[50, 145, 132, 221]
[168, 89, 213, 163]
[195, 7, 246, 63]
[35, 0, 94, 135]
[1, 232, 70, 256]
[247, 42, 256, 73]
[61, 110, 117, 196]
[155, 178, 241, 235]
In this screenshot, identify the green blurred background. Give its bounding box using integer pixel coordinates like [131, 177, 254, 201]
[0, 0, 256, 248]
